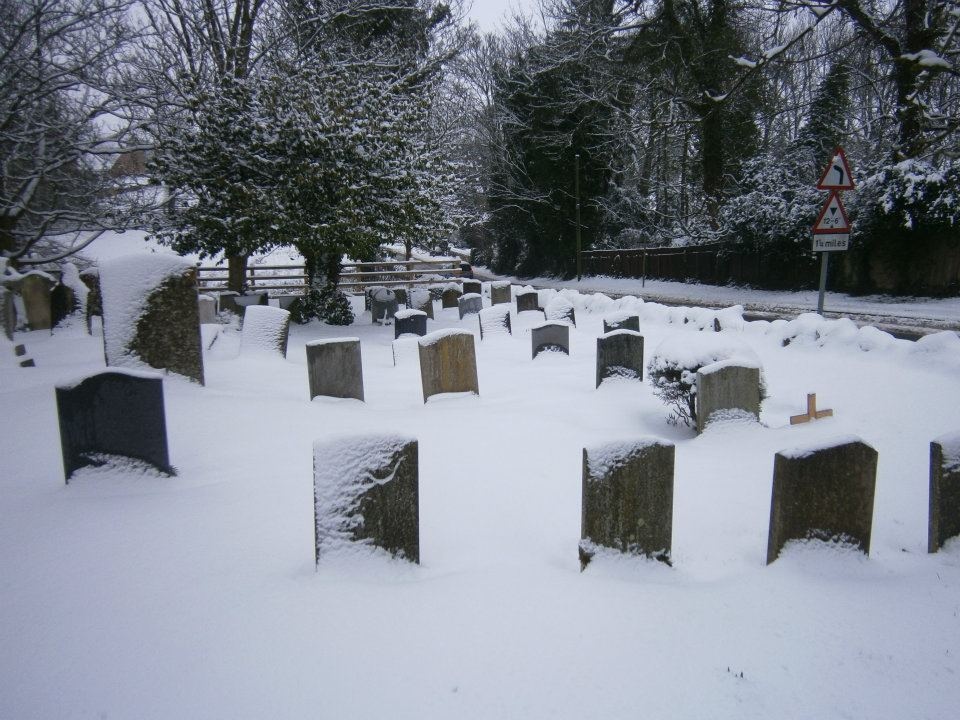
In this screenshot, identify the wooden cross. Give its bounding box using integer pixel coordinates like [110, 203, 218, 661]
[790, 393, 833, 425]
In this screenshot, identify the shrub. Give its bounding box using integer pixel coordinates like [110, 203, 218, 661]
[289, 283, 354, 325]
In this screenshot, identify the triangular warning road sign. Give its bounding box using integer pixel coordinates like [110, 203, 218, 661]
[812, 191, 851, 233]
[816, 147, 855, 190]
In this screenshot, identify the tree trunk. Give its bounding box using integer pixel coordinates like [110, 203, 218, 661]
[227, 254, 248, 294]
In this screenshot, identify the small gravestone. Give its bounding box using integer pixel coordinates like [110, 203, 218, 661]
[490, 281, 511, 306]
[370, 287, 398, 324]
[81, 269, 101, 334]
[0, 286, 15, 340]
[395, 309, 428, 338]
[580, 439, 675, 569]
[695, 360, 761, 434]
[545, 296, 576, 326]
[50, 282, 76, 327]
[19, 273, 55, 330]
[197, 295, 217, 324]
[217, 291, 240, 315]
[418, 329, 479, 402]
[929, 431, 960, 553]
[479, 305, 512, 339]
[241, 305, 290, 357]
[766, 436, 878, 564]
[531, 322, 570, 358]
[55, 369, 175, 481]
[306, 337, 364, 401]
[100, 255, 205, 385]
[462, 280, 482, 296]
[314, 435, 419, 563]
[596, 330, 644, 387]
[409, 288, 434, 320]
[516, 291, 540, 313]
[458, 293, 483, 319]
[441, 285, 462, 309]
[603, 313, 640, 334]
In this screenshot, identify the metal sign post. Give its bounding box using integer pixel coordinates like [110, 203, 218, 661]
[812, 148, 855, 315]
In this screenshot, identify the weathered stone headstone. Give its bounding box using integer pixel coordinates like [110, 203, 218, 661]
[394, 309, 428, 338]
[531, 322, 570, 358]
[370, 287, 398, 325]
[516, 291, 540, 313]
[19, 273, 55, 330]
[695, 360, 761, 434]
[418, 329, 479, 402]
[441, 285, 462, 309]
[458, 293, 483, 319]
[462, 280, 482, 296]
[490, 281, 512, 306]
[55, 369, 175, 482]
[603, 312, 640, 334]
[306, 337, 364, 401]
[100, 255, 205, 385]
[580, 439, 675, 569]
[929, 431, 960, 553]
[0, 286, 15, 340]
[409, 288, 434, 320]
[80, 269, 101, 335]
[766, 436, 878, 564]
[596, 330, 644, 387]
[197, 295, 217, 324]
[545, 296, 576, 326]
[313, 435, 419, 564]
[240, 305, 290, 357]
[479, 305, 512, 339]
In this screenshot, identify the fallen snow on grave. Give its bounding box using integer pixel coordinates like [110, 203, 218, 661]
[240, 305, 290, 356]
[584, 437, 669, 479]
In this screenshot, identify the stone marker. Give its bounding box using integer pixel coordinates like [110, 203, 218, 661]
[81, 269, 102, 335]
[197, 295, 217, 324]
[929, 431, 960, 553]
[370, 287, 399, 324]
[395, 309, 428, 338]
[418, 329, 479, 402]
[766, 436, 878, 564]
[531, 322, 570, 358]
[545, 296, 576, 326]
[516, 291, 540, 313]
[479, 305, 512, 339]
[580, 439, 675, 569]
[217, 291, 240, 315]
[490, 281, 512, 306]
[314, 435, 419, 564]
[50, 282, 76, 327]
[695, 360, 761, 434]
[392, 288, 408, 307]
[441, 285, 462, 309]
[19, 273, 55, 330]
[0, 286, 15, 340]
[55, 369, 175, 481]
[603, 313, 640, 334]
[15, 343, 35, 367]
[306, 337, 364, 401]
[462, 280, 482, 296]
[240, 305, 290, 357]
[596, 330, 644, 387]
[458, 293, 483, 319]
[408, 288, 433, 320]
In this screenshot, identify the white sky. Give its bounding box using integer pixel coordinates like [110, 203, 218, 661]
[465, 0, 534, 33]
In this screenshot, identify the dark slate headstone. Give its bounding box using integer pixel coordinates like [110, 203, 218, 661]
[929, 432, 960, 553]
[516, 291, 540, 313]
[695, 361, 761, 434]
[462, 280, 482, 296]
[0, 286, 15, 341]
[531, 322, 570, 358]
[580, 439, 675, 569]
[240, 305, 290, 357]
[395, 309, 428, 338]
[55, 370, 175, 482]
[418, 330, 479, 402]
[766, 437, 878, 564]
[490, 281, 511, 306]
[314, 435, 419, 564]
[50, 283, 76, 327]
[371, 287, 399, 324]
[479, 305, 512, 340]
[596, 330, 644, 387]
[19, 273, 55, 330]
[458, 293, 483, 319]
[545, 297, 576, 326]
[306, 337, 364, 401]
[603, 313, 640, 334]
[441, 286, 462, 309]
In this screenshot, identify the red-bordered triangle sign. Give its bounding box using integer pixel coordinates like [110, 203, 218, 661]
[812, 190, 851, 233]
[816, 147, 855, 190]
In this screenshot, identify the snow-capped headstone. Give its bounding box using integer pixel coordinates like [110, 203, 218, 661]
[580, 439, 675, 569]
[478, 305, 511, 340]
[462, 280, 482, 296]
[306, 337, 364, 402]
[100, 254, 204, 385]
[458, 293, 483, 319]
[370, 287, 398, 325]
[602, 312, 640, 334]
[313, 435, 419, 564]
[240, 305, 290, 358]
[531, 322, 570, 358]
[55, 369, 175, 482]
[418, 329, 479, 402]
[490, 281, 511, 306]
[516, 291, 540, 314]
[441, 286, 462, 309]
[409, 288, 434, 320]
[695, 360, 762, 434]
[545, 296, 576, 326]
[929, 432, 960, 553]
[596, 330, 644, 387]
[197, 295, 217, 324]
[394, 309, 427, 338]
[766, 436, 877, 564]
[19, 273, 55, 330]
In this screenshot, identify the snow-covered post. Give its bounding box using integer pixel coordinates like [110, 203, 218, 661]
[418, 329, 479, 402]
[306, 338, 364, 402]
[596, 330, 644, 388]
[695, 361, 762, 433]
[929, 432, 960, 553]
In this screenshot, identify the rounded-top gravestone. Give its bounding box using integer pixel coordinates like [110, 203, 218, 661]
[531, 322, 570, 358]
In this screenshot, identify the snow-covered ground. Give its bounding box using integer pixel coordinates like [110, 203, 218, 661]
[2, 250, 960, 717]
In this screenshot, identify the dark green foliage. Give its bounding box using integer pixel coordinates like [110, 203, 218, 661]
[290, 283, 355, 325]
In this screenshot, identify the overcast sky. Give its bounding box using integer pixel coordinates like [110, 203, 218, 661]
[465, 0, 534, 34]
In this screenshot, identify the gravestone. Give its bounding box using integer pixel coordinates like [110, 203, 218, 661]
[531, 322, 570, 358]
[19, 273, 55, 330]
[409, 288, 434, 320]
[394, 309, 428, 338]
[0, 286, 15, 340]
[603, 313, 640, 334]
[370, 287, 399, 324]
[580, 439, 675, 569]
[306, 337, 364, 401]
[479, 305, 512, 339]
[217, 291, 240, 315]
[462, 280, 482, 296]
[766, 436, 878, 564]
[418, 329, 479, 402]
[81, 269, 102, 334]
[458, 293, 483, 319]
[314, 435, 419, 563]
[235, 292, 269, 315]
[240, 305, 290, 357]
[441, 285, 462, 309]
[929, 432, 960, 553]
[545, 296, 576, 326]
[516, 291, 540, 313]
[392, 288, 408, 307]
[490, 281, 512, 306]
[596, 330, 644, 387]
[55, 369, 175, 482]
[100, 255, 205, 385]
[197, 295, 217, 324]
[50, 282, 76, 327]
[695, 360, 761, 434]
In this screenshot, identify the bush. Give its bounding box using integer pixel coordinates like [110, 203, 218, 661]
[289, 283, 354, 325]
